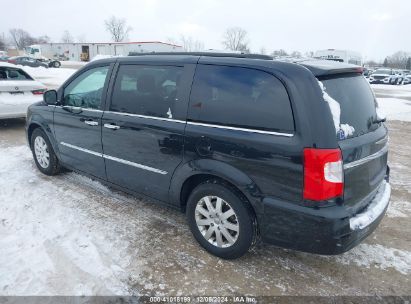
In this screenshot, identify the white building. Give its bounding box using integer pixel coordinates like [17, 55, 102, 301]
[27, 41, 183, 61]
[314, 49, 363, 66]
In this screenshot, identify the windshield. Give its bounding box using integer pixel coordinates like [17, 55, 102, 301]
[320, 74, 378, 140]
[374, 69, 390, 75]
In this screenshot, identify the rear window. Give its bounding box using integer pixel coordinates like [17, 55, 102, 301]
[320, 74, 378, 139]
[189, 65, 294, 133]
[0, 67, 33, 80]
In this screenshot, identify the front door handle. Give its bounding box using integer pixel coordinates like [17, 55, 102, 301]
[104, 123, 120, 130]
[84, 120, 99, 126]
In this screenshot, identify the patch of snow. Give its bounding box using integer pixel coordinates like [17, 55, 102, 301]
[318, 80, 355, 137]
[339, 124, 355, 137]
[0, 145, 131, 295]
[386, 200, 411, 218]
[376, 98, 411, 122]
[335, 244, 411, 275]
[90, 55, 123, 62]
[19, 65, 76, 88]
[318, 81, 340, 132]
[60, 61, 87, 67]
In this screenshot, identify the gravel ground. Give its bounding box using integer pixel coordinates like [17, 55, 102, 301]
[0, 91, 410, 297]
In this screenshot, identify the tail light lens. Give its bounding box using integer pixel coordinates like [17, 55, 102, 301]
[32, 89, 46, 95]
[303, 148, 343, 201]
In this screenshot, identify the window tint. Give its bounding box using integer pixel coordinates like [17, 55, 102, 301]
[110, 65, 183, 118]
[189, 65, 294, 132]
[63, 66, 109, 109]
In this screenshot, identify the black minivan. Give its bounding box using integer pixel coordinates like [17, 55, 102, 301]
[26, 53, 391, 259]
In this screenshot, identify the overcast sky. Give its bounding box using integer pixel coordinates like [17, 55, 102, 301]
[2, 0, 409, 61]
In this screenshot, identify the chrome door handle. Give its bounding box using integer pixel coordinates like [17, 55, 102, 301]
[84, 120, 99, 126]
[104, 123, 120, 130]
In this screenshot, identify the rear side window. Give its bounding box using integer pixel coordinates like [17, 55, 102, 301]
[320, 74, 378, 139]
[189, 65, 294, 132]
[110, 65, 183, 118]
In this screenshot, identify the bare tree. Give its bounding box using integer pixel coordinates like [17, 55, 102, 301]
[36, 35, 50, 44]
[77, 34, 87, 43]
[304, 51, 314, 58]
[61, 30, 74, 43]
[290, 51, 302, 58]
[9, 28, 35, 49]
[180, 35, 204, 51]
[104, 16, 132, 42]
[222, 27, 249, 52]
[387, 51, 409, 69]
[0, 36, 5, 50]
[259, 47, 267, 55]
[271, 49, 288, 57]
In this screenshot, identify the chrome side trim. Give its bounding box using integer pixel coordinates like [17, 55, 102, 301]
[103, 154, 167, 175]
[55, 105, 104, 113]
[105, 111, 186, 124]
[186, 121, 294, 137]
[60, 142, 167, 175]
[343, 144, 388, 170]
[60, 142, 103, 157]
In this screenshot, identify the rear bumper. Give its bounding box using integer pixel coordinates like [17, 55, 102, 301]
[260, 181, 391, 255]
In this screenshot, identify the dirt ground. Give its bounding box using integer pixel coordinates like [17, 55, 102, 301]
[0, 117, 410, 296]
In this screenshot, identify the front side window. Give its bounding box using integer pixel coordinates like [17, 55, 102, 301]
[63, 66, 109, 109]
[110, 65, 183, 118]
[189, 65, 294, 132]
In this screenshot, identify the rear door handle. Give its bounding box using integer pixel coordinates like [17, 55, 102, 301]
[104, 123, 120, 130]
[84, 120, 99, 126]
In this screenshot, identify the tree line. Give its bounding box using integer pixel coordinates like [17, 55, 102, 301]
[0, 20, 409, 69]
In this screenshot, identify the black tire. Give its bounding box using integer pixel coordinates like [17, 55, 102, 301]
[30, 128, 61, 175]
[53, 61, 61, 68]
[186, 180, 256, 259]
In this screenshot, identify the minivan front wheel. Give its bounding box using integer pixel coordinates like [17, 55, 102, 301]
[31, 128, 61, 175]
[186, 181, 256, 259]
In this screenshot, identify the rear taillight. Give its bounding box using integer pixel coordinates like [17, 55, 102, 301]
[32, 89, 46, 95]
[303, 148, 343, 201]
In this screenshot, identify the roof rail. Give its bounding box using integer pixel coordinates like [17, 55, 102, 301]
[128, 52, 273, 60]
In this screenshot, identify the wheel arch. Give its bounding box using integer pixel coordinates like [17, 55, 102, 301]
[169, 159, 264, 219]
[27, 117, 60, 158]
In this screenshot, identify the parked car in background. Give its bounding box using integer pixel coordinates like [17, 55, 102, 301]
[0, 56, 10, 62]
[36, 57, 61, 68]
[394, 70, 405, 84]
[0, 62, 46, 119]
[8, 56, 49, 68]
[369, 68, 399, 84]
[26, 53, 390, 259]
[362, 67, 373, 78]
[403, 73, 411, 85]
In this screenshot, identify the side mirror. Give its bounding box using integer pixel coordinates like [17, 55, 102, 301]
[43, 90, 58, 105]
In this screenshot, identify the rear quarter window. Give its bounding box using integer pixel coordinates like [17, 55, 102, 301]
[189, 65, 294, 133]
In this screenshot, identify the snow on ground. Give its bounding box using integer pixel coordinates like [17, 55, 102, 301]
[371, 84, 411, 97]
[60, 61, 87, 68]
[376, 98, 411, 122]
[19, 66, 76, 89]
[334, 244, 411, 275]
[0, 145, 133, 295]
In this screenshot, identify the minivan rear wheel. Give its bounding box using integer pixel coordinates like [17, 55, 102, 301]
[31, 128, 61, 176]
[186, 180, 256, 259]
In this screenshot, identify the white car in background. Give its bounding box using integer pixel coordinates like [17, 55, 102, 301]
[369, 68, 399, 85]
[403, 73, 411, 85]
[0, 62, 46, 119]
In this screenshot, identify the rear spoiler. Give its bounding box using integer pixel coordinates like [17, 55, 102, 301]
[293, 59, 363, 77]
